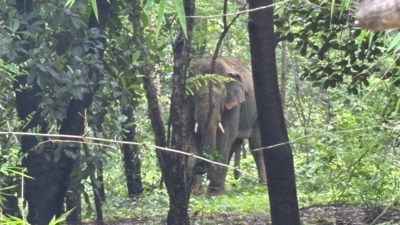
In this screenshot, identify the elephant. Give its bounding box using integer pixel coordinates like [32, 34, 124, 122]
[185, 56, 268, 196]
[355, 0, 400, 32]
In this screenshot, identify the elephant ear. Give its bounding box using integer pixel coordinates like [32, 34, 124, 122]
[224, 73, 246, 110]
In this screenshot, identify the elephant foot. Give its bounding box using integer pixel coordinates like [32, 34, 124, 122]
[192, 175, 204, 196]
[206, 185, 226, 197]
[192, 187, 204, 196]
[234, 170, 240, 180]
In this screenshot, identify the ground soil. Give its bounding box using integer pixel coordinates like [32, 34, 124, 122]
[70, 204, 400, 225]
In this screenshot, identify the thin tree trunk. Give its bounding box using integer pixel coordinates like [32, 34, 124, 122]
[97, 163, 106, 202]
[130, 0, 195, 223]
[82, 144, 104, 224]
[280, 41, 286, 114]
[164, 1, 196, 224]
[66, 177, 82, 222]
[248, 0, 300, 224]
[91, 174, 104, 224]
[121, 105, 143, 196]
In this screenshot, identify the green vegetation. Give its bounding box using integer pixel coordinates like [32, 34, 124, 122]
[2, 0, 400, 224]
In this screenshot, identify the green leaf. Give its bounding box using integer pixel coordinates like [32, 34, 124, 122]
[37, 63, 48, 72]
[59, 85, 71, 93]
[70, 167, 82, 176]
[8, 9, 17, 18]
[27, 70, 37, 84]
[72, 46, 83, 57]
[48, 208, 74, 225]
[91, 176, 102, 189]
[368, 32, 374, 49]
[140, 12, 149, 27]
[91, 0, 99, 22]
[339, 0, 350, 17]
[394, 98, 400, 116]
[113, 91, 122, 98]
[70, 16, 81, 29]
[9, 18, 19, 34]
[48, 68, 60, 79]
[54, 148, 61, 162]
[118, 115, 128, 123]
[388, 32, 400, 52]
[54, 110, 64, 121]
[132, 50, 141, 62]
[123, 122, 135, 128]
[144, 0, 154, 9]
[358, 29, 367, 49]
[175, 0, 187, 37]
[65, 0, 74, 7]
[155, 0, 166, 40]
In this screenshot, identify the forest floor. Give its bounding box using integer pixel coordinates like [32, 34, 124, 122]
[72, 204, 400, 225]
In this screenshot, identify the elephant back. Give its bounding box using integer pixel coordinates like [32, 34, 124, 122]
[191, 57, 241, 76]
[190, 57, 253, 90]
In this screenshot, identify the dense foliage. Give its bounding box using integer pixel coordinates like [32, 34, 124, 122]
[2, 0, 400, 224]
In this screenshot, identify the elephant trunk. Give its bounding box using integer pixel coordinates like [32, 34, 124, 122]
[200, 122, 217, 154]
[195, 120, 218, 175]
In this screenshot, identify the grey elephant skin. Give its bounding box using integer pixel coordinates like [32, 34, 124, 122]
[185, 57, 268, 196]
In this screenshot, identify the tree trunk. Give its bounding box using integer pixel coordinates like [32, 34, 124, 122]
[280, 41, 286, 114]
[66, 194, 81, 223]
[164, 1, 196, 224]
[12, 1, 54, 222]
[130, 0, 195, 223]
[66, 178, 82, 222]
[121, 105, 143, 196]
[91, 174, 104, 224]
[248, 0, 300, 224]
[14, 0, 111, 223]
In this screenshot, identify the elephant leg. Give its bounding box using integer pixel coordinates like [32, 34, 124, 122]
[207, 127, 239, 195]
[242, 142, 247, 159]
[206, 148, 231, 196]
[191, 175, 204, 196]
[228, 139, 243, 180]
[249, 129, 268, 185]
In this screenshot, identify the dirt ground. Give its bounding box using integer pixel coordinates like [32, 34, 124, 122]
[71, 204, 400, 225]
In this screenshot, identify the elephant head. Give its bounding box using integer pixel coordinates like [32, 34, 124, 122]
[189, 57, 248, 166]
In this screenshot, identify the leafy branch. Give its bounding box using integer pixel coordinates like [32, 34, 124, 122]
[185, 73, 235, 95]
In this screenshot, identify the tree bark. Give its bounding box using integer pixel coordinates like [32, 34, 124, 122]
[91, 174, 104, 224]
[280, 41, 286, 114]
[164, 1, 196, 224]
[129, 0, 195, 223]
[14, 0, 111, 223]
[11, 0, 53, 223]
[248, 0, 300, 224]
[66, 176, 82, 222]
[121, 105, 143, 196]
